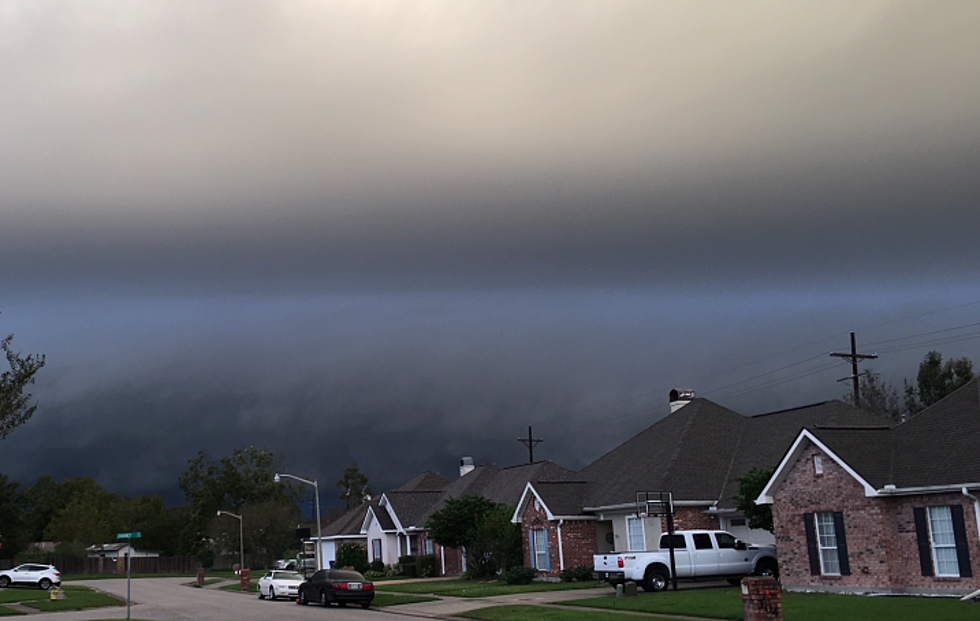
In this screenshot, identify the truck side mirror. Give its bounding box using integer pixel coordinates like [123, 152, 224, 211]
[734, 540, 747, 551]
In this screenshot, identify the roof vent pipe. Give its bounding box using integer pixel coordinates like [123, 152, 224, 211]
[669, 389, 695, 414]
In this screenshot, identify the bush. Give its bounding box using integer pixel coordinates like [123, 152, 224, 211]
[560, 568, 575, 582]
[504, 565, 536, 585]
[573, 564, 594, 581]
[336, 542, 369, 573]
[417, 554, 437, 578]
[398, 555, 417, 578]
[370, 559, 385, 573]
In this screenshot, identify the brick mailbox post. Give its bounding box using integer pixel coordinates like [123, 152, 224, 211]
[240, 568, 251, 592]
[741, 576, 782, 621]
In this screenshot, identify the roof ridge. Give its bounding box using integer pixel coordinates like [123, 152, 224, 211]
[660, 401, 702, 489]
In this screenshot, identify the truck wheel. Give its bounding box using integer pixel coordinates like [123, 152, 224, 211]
[642, 567, 669, 592]
[755, 558, 779, 579]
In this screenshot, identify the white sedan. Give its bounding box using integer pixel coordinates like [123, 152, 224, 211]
[257, 570, 304, 601]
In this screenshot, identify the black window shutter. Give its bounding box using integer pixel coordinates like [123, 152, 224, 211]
[913, 507, 934, 577]
[803, 513, 821, 575]
[832, 511, 850, 576]
[950, 505, 972, 578]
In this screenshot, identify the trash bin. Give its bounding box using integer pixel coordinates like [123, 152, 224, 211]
[624, 581, 638, 597]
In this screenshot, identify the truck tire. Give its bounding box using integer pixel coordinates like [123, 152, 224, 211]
[754, 558, 779, 579]
[642, 566, 669, 592]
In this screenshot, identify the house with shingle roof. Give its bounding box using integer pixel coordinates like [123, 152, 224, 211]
[316, 461, 575, 573]
[757, 377, 980, 595]
[513, 391, 888, 579]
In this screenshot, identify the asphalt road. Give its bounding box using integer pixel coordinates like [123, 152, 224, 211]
[29, 578, 616, 621]
[32, 577, 416, 621]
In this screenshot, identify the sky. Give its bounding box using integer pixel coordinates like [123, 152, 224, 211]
[2, 1, 980, 508]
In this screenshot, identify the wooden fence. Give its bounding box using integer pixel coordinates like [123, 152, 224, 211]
[0, 555, 199, 575]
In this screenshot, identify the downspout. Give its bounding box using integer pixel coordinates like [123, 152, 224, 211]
[557, 519, 565, 572]
[961, 487, 980, 550]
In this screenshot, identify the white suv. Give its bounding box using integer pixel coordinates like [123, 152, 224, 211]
[0, 564, 62, 590]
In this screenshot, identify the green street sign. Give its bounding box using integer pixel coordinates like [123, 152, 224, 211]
[116, 532, 142, 539]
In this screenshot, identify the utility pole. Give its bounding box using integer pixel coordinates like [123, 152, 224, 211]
[830, 331, 878, 406]
[518, 425, 543, 464]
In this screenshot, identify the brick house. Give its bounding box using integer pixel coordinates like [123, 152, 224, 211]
[513, 391, 887, 580]
[757, 377, 980, 595]
[318, 460, 574, 575]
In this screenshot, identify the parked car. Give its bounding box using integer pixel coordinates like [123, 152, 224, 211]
[0, 564, 61, 590]
[296, 568, 374, 608]
[257, 570, 304, 601]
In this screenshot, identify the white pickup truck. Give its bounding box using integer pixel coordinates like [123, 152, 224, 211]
[593, 530, 778, 592]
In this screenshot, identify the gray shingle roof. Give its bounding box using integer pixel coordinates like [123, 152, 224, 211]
[576, 397, 887, 511]
[812, 377, 980, 489]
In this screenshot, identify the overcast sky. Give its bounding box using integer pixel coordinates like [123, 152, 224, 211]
[2, 1, 979, 507]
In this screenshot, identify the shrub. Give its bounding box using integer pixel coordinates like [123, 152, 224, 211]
[504, 565, 536, 585]
[559, 568, 575, 582]
[398, 554, 417, 578]
[417, 554, 437, 578]
[370, 560, 384, 573]
[573, 565, 595, 581]
[336, 542, 369, 574]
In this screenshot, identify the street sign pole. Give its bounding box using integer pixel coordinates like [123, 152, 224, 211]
[116, 532, 142, 619]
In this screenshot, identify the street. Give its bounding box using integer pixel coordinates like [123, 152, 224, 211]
[28, 578, 615, 621]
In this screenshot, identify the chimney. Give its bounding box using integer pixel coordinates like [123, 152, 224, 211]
[459, 456, 475, 477]
[669, 388, 695, 413]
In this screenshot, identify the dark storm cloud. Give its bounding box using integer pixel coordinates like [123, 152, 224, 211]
[2, 1, 980, 502]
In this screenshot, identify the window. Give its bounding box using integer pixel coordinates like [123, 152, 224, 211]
[410, 534, 419, 557]
[530, 528, 550, 570]
[627, 516, 645, 551]
[804, 512, 850, 576]
[815, 512, 840, 575]
[714, 532, 737, 549]
[659, 534, 687, 549]
[914, 505, 972, 578]
[813, 454, 824, 475]
[693, 533, 713, 550]
[371, 538, 382, 561]
[423, 537, 434, 555]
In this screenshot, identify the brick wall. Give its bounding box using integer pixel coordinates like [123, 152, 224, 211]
[558, 520, 598, 570]
[673, 506, 721, 531]
[520, 497, 561, 578]
[773, 443, 980, 594]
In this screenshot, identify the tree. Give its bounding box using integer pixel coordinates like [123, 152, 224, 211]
[178, 447, 299, 559]
[0, 325, 45, 440]
[0, 473, 25, 559]
[427, 495, 522, 578]
[904, 351, 974, 416]
[843, 373, 902, 421]
[733, 468, 773, 533]
[336, 462, 371, 510]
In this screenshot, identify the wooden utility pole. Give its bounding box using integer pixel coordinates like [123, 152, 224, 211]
[830, 331, 877, 406]
[518, 425, 543, 464]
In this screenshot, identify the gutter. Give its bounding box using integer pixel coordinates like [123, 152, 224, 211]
[557, 519, 565, 572]
[961, 487, 980, 556]
[876, 483, 980, 496]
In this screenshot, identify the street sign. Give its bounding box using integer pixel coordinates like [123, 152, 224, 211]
[116, 532, 142, 539]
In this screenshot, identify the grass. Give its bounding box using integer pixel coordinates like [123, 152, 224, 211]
[219, 581, 257, 592]
[372, 592, 440, 607]
[377, 578, 604, 598]
[18, 585, 123, 613]
[458, 604, 687, 621]
[559, 588, 980, 621]
[0, 606, 22, 616]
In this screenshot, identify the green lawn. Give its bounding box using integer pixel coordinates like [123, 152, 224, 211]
[377, 579, 604, 598]
[459, 604, 688, 621]
[18, 585, 123, 613]
[0, 606, 22, 616]
[219, 581, 257, 592]
[372, 592, 439, 607]
[560, 588, 980, 621]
